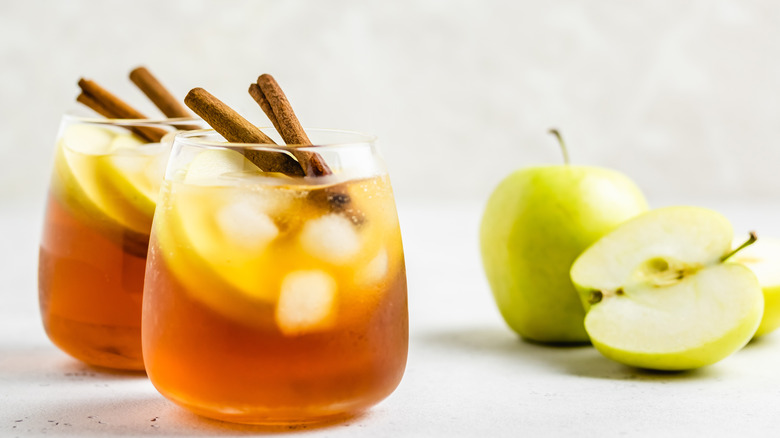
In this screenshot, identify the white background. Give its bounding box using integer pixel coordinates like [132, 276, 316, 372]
[2, 0, 780, 205]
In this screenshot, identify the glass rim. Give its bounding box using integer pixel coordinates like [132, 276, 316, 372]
[62, 112, 203, 127]
[174, 128, 379, 152]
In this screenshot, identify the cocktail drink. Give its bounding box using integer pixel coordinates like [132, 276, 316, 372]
[142, 129, 408, 423]
[39, 115, 202, 370]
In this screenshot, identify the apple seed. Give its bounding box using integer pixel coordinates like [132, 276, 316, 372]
[588, 290, 603, 305]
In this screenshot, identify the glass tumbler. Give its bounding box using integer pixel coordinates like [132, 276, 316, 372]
[142, 129, 408, 424]
[38, 115, 204, 370]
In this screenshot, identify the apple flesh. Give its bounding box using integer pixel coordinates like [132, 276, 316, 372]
[729, 236, 780, 338]
[570, 206, 764, 370]
[56, 124, 168, 234]
[480, 165, 648, 343]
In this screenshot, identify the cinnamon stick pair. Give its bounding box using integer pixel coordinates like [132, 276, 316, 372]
[184, 89, 305, 177]
[249, 75, 332, 177]
[184, 75, 332, 178]
[77, 67, 193, 142]
[184, 74, 354, 211]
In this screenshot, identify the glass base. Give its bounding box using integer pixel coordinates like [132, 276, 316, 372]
[43, 314, 144, 371]
[161, 390, 370, 425]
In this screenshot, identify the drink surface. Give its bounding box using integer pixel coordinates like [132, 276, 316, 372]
[143, 161, 409, 423]
[38, 122, 170, 370]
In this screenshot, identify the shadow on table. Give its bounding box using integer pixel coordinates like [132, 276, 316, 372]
[7, 396, 366, 436]
[744, 332, 778, 348]
[0, 345, 145, 383]
[416, 326, 727, 382]
[162, 409, 368, 436]
[1, 347, 366, 435]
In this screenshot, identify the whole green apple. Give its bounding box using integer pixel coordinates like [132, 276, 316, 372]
[480, 131, 648, 344]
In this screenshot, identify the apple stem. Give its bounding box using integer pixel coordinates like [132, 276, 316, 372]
[720, 231, 758, 262]
[548, 128, 570, 165]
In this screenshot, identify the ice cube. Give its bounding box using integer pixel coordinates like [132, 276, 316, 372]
[275, 270, 337, 335]
[299, 214, 360, 264]
[216, 200, 279, 250]
[356, 247, 388, 286]
[184, 149, 261, 185]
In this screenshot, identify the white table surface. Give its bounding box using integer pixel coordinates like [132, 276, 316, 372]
[3, 197, 780, 437]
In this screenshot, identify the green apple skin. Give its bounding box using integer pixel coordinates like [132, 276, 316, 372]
[480, 165, 648, 343]
[730, 237, 780, 338]
[756, 285, 780, 337]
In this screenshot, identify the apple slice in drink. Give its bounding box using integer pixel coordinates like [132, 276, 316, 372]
[168, 149, 284, 301]
[159, 148, 327, 327]
[570, 206, 763, 371]
[176, 149, 392, 293]
[56, 124, 167, 236]
[106, 133, 169, 220]
[151, 198, 278, 329]
[729, 236, 780, 338]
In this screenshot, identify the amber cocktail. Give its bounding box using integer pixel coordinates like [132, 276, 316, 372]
[39, 115, 201, 370]
[142, 129, 408, 424]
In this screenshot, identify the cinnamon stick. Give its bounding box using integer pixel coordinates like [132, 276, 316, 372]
[251, 75, 332, 177]
[76, 93, 114, 119]
[184, 87, 305, 177]
[77, 78, 167, 143]
[254, 74, 311, 144]
[248, 84, 282, 134]
[129, 66, 192, 118]
[251, 74, 355, 214]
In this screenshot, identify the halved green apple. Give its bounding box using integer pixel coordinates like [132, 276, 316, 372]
[570, 206, 763, 370]
[729, 236, 780, 338]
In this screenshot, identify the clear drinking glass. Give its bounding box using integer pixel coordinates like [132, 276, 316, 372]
[38, 115, 204, 370]
[142, 129, 408, 424]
